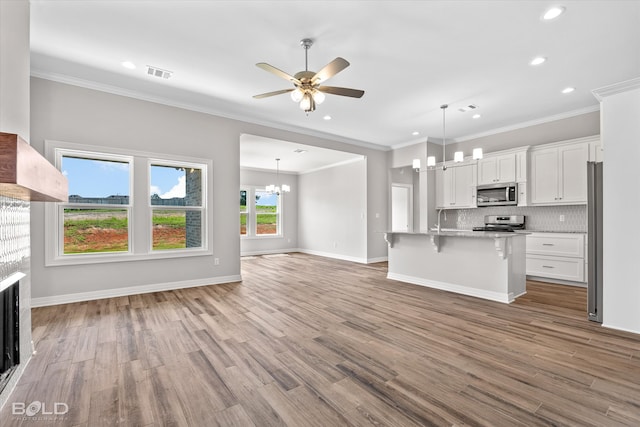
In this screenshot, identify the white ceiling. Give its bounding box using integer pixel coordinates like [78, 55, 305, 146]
[240, 134, 363, 173]
[30, 1, 640, 171]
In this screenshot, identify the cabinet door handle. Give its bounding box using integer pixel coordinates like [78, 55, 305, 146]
[542, 265, 555, 268]
[542, 243, 554, 246]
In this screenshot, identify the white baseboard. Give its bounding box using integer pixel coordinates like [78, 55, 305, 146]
[526, 275, 587, 288]
[601, 322, 640, 335]
[241, 248, 299, 257]
[242, 249, 387, 265]
[387, 272, 513, 304]
[30, 275, 242, 307]
[297, 248, 369, 264]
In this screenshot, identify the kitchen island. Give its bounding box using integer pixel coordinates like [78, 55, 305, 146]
[384, 230, 528, 303]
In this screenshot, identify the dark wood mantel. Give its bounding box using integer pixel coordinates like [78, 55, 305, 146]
[0, 133, 68, 202]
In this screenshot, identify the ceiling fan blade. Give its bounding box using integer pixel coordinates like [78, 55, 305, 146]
[312, 57, 350, 83]
[318, 86, 365, 98]
[253, 88, 295, 99]
[256, 63, 301, 84]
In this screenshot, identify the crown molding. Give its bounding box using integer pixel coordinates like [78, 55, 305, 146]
[454, 105, 600, 143]
[592, 77, 640, 101]
[390, 139, 430, 150]
[298, 155, 366, 175]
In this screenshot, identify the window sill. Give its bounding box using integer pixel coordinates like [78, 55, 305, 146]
[45, 248, 213, 267]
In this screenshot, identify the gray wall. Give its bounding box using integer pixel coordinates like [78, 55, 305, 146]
[30, 77, 390, 302]
[30, 78, 237, 300]
[240, 168, 298, 255]
[447, 110, 600, 156]
[298, 159, 368, 262]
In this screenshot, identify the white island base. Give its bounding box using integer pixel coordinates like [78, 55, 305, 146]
[385, 231, 527, 303]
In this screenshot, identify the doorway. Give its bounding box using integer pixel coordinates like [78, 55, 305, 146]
[391, 183, 413, 232]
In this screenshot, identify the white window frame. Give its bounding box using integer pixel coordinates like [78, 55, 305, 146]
[45, 140, 212, 266]
[148, 159, 206, 253]
[240, 186, 283, 240]
[55, 149, 134, 257]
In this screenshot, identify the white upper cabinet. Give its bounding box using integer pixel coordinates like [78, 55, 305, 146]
[436, 162, 477, 209]
[477, 153, 516, 185]
[530, 139, 590, 205]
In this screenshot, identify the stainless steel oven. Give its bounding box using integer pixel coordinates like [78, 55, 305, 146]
[476, 183, 518, 207]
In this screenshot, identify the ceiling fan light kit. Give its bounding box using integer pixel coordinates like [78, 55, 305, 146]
[254, 38, 364, 113]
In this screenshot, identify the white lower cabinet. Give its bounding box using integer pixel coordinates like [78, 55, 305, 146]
[526, 232, 586, 283]
[526, 255, 584, 282]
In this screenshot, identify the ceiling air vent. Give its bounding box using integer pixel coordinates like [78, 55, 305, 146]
[146, 65, 173, 79]
[458, 104, 479, 113]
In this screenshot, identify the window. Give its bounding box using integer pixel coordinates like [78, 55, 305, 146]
[45, 141, 211, 265]
[240, 190, 248, 236]
[255, 189, 279, 235]
[150, 163, 204, 251]
[240, 187, 281, 238]
[60, 154, 132, 255]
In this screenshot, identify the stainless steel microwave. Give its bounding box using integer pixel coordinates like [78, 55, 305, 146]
[476, 183, 518, 206]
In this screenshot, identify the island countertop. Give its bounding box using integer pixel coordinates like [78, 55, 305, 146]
[385, 229, 531, 238]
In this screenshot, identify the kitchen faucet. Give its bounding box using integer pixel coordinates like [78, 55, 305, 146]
[436, 208, 444, 232]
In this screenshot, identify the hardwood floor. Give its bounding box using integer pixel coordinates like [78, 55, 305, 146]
[2, 253, 640, 426]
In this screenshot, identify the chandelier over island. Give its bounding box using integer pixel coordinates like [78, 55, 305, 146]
[413, 104, 483, 172]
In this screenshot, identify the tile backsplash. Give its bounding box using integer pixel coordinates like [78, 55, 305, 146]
[441, 204, 587, 232]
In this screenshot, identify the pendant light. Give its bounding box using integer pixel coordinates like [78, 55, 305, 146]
[415, 103, 483, 172]
[266, 158, 290, 195]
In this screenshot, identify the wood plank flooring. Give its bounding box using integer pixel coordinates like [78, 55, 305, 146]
[2, 253, 640, 426]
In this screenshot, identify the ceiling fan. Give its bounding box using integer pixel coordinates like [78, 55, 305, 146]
[253, 38, 365, 113]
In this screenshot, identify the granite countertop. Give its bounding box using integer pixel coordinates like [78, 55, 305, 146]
[385, 229, 530, 238]
[515, 230, 586, 234]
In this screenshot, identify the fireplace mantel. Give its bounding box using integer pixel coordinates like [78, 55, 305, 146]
[0, 133, 67, 202]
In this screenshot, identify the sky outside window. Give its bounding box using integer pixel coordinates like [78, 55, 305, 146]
[150, 165, 187, 199]
[61, 157, 188, 199]
[62, 156, 130, 197]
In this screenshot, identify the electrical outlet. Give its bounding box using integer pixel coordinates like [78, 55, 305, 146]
[559, 215, 565, 222]
[214, 258, 220, 265]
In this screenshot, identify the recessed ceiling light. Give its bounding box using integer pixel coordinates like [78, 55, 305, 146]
[121, 61, 136, 70]
[543, 6, 565, 20]
[472, 114, 481, 119]
[323, 115, 331, 121]
[412, 131, 420, 136]
[293, 149, 307, 154]
[562, 87, 575, 94]
[530, 56, 547, 66]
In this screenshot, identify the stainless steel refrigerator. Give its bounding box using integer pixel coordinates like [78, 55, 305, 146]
[587, 161, 603, 323]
